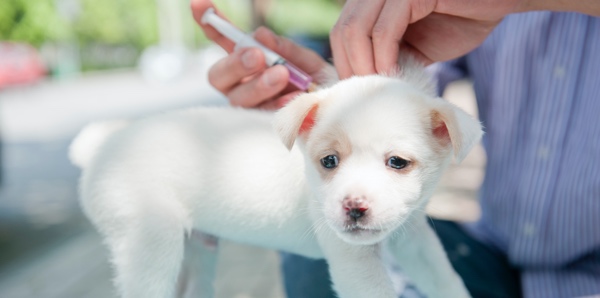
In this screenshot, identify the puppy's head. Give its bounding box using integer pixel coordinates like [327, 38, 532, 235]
[274, 72, 482, 246]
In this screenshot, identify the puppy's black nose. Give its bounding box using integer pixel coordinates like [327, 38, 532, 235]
[348, 208, 366, 220]
[343, 195, 369, 220]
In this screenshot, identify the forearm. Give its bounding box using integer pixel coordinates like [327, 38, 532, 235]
[517, 0, 600, 16]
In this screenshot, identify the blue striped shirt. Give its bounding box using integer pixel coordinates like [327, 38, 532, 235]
[434, 12, 600, 298]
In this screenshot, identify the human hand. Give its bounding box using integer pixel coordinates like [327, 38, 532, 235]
[330, 0, 523, 79]
[191, 0, 329, 110]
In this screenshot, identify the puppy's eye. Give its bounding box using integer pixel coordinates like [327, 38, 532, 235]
[387, 156, 409, 170]
[320, 155, 339, 169]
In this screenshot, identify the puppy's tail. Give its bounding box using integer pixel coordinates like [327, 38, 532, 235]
[69, 120, 129, 169]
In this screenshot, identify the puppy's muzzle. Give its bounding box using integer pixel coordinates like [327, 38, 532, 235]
[343, 195, 369, 220]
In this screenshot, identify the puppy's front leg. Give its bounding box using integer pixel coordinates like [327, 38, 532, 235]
[177, 232, 218, 298]
[387, 216, 470, 298]
[317, 229, 397, 298]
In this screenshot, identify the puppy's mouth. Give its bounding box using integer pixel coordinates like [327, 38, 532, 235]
[343, 224, 381, 234]
[334, 223, 387, 245]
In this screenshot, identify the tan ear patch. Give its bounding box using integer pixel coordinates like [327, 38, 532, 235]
[308, 125, 353, 182]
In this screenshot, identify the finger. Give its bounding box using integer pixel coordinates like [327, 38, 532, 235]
[226, 65, 290, 108]
[253, 27, 328, 76]
[257, 91, 303, 110]
[208, 47, 266, 93]
[329, 30, 352, 79]
[372, 0, 411, 74]
[339, 0, 385, 76]
[330, 0, 361, 79]
[399, 42, 433, 65]
[403, 13, 496, 64]
[190, 0, 236, 52]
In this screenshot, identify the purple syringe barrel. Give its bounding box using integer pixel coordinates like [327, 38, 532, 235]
[274, 60, 313, 91]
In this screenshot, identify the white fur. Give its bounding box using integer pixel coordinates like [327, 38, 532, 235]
[71, 67, 481, 298]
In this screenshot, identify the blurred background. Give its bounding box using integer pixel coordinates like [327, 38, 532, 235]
[0, 0, 482, 297]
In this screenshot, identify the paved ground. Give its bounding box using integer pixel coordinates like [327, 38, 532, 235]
[0, 57, 484, 297]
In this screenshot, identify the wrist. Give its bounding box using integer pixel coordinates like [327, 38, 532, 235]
[514, 0, 600, 16]
[513, 0, 561, 12]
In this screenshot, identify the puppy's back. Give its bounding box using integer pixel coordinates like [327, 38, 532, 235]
[74, 107, 319, 256]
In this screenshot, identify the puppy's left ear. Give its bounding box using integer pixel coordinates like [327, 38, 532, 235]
[273, 93, 320, 150]
[430, 100, 483, 163]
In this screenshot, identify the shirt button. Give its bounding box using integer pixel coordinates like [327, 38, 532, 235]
[523, 223, 536, 237]
[537, 146, 550, 160]
[456, 243, 471, 256]
[553, 66, 566, 78]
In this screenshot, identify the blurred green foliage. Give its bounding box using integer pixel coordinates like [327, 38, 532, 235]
[0, 0, 341, 71]
[0, 0, 71, 47]
[269, 0, 341, 36]
[0, 0, 158, 50]
[0, 0, 340, 49]
[75, 0, 158, 50]
[211, 0, 341, 36]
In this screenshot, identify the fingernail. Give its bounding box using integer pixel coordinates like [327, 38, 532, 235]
[263, 67, 284, 86]
[242, 49, 258, 69]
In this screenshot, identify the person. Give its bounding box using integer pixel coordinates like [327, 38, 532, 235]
[190, 0, 600, 297]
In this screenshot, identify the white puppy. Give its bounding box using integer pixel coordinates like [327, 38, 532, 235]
[70, 64, 481, 298]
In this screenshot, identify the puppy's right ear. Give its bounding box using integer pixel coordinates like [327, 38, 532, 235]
[430, 100, 483, 163]
[273, 93, 320, 150]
